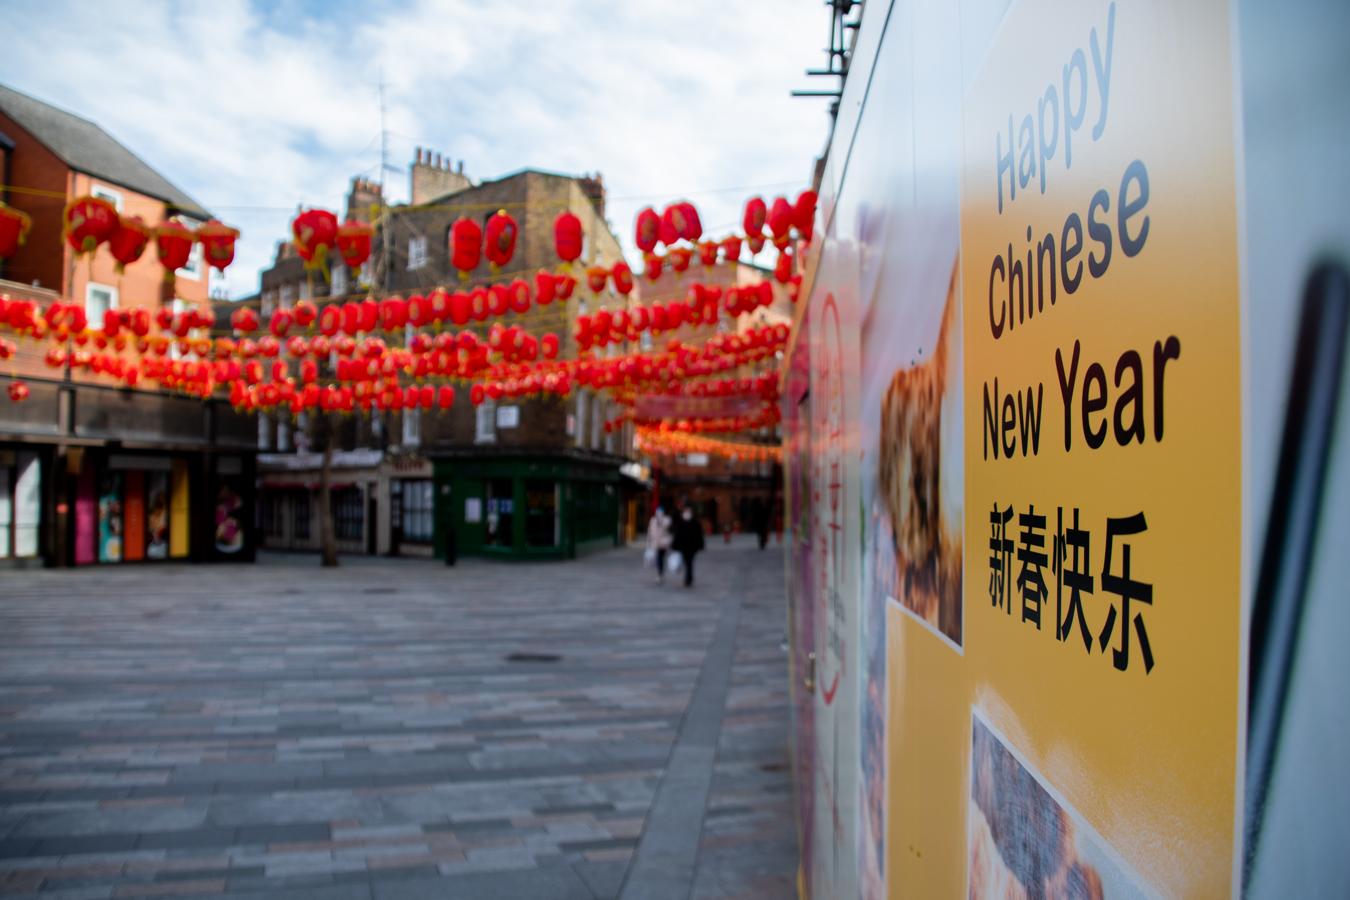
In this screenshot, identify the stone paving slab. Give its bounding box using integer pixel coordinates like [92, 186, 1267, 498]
[0, 538, 796, 898]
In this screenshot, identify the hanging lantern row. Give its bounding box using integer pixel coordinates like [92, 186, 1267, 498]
[634, 427, 782, 463]
[575, 280, 780, 351]
[291, 208, 375, 272]
[59, 195, 239, 278]
[626, 402, 782, 435]
[609, 371, 779, 403]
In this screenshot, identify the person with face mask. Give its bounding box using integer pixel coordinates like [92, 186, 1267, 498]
[646, 506, 674, 583]
[671, 501, 706, 588]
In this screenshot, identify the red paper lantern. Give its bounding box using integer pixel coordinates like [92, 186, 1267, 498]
[542, 333, 560, 359]
[697, 240, 718, 267]
[509, 278, 531, 314]
[155, 219, 196, 275]
[634, 207, 660, 254]
[488, 284, 510, 317]
[379, 296, 408, 331]
[586, 265, 609, 294]
[449, 291, 471, 326]
[484, 210, 518, 270]
[336, 219, 374, 271]
[793, 190, 818, 243]
[767, 197, 794, 248]
[0, 202, 33, 259]
[196, 220, 240, 271]
[64, 196, 119, 255]
[470, 383, 486, 406]
[290, 300, 316, 329]
[659, 204, 687, 246]
[231, 307, 259, 333]
[7, 380, 29, 403]
[470, 287, 491, 321]
[678, 202, 702, 242]
[437, 385, 456, 409]
[747, 233, 766, 255]
[644, 253, 663, 282]
[535, 270, 556, 306]
[774, 250, 793, 284]
[668, 247, 692, 273]
[107, 216, 151, 273]
[742, 196, 767, 236]
[292, 208, 339, 269]
[720, 235, 742, 264]
[554, 211, 583, 264]
[612, 261, 634, 296]
[450, 216, 482, 280]
[556, 274, 577, 300]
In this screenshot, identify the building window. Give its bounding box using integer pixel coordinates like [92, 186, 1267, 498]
[257, 413, 272, 450]
[475, 399, 496, 444]
[85, 283, 118, 322]
[331, 264, 347, 297]
[332, 487, 363, 541]
[407, 235, 428, 270]
[277, 417, 290, 452]
[175, 218, 204, 281]
[399, 479, 434, 543]
[292, 491, 311, 540]
[91, 184, 123, 212]
[402, 408, 421, 448]
[280, 283, 296, 307]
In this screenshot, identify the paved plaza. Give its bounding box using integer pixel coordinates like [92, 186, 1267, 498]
[0, 540, 796, 899]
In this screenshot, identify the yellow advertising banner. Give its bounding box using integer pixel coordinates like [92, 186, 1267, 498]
[951, 0, 1243, 895]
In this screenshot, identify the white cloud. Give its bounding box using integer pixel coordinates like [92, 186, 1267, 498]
[0, 0, 833, 298]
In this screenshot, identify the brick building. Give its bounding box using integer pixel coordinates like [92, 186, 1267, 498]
[0, 83, 256, 568]
[251, 149, 637, 561]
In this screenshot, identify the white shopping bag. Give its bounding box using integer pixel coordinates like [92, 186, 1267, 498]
[643, 547, 657, 568]
[667, 551, 684, 574]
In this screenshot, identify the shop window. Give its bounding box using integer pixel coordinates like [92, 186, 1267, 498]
[485, 478, 513, 547]
[332, 486, 363, 541]
[142, 470, 170, 560]
[0, 460, 10, 559]
[262, 492, 285, 540]
[258, 413, 272, 450]
[293, 491, 311, 540]
[400, 479, 434, 543]
[97, 471, 123, 563]
[525, 480, 558, 548]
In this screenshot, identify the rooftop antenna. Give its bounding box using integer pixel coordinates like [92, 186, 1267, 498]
[792, 0, 861, 120]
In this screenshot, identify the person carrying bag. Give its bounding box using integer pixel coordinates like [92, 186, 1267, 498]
[646, 506, 674, 584]
[671, 503, 706, 588]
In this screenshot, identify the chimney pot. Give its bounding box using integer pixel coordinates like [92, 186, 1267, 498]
[457, 160, 464, 174]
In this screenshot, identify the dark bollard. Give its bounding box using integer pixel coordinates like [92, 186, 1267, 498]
[444, 527, 457, 566]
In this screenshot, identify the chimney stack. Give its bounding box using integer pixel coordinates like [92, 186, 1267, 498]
[410, 147, 472, 206]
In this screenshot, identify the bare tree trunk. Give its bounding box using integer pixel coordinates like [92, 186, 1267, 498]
[317, 413, 339, 567]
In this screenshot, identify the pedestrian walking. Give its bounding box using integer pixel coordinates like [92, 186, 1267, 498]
[646, 506, 673, 583]
[672, 503, 706, 588]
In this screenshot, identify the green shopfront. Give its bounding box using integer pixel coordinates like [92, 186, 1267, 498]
[432, 454, 621, 560]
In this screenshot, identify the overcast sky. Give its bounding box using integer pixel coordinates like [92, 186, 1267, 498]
[0, 0, 833, 299]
